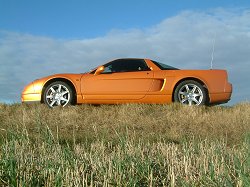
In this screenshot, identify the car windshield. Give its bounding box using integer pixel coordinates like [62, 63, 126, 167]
[152, 61, 179, 70]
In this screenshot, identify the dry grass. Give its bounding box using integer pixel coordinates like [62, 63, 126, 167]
[0, 103, 250, 186]
[0, 102, 249, 144]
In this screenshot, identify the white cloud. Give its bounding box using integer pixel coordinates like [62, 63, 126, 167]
[0, 8, 249, 104]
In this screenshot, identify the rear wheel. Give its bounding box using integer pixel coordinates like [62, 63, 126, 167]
[174, 80, 207, 106]
[43, 81, 73, 108]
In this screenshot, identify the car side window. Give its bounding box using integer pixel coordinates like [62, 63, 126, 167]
[102, 64, 113, 73]
[102, 59, 150, 73]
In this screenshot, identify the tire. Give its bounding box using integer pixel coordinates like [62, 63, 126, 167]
[174, 80, 207, 106]
[43, 81, 73, 108]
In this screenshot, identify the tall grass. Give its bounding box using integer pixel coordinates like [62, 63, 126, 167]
[0, 103, 250, 186]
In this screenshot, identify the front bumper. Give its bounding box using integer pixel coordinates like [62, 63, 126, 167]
[21, 93, 41, 102]
[21, 80, 43, 102]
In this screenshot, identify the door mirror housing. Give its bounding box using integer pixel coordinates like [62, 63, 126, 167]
[94, 66, 104, 75]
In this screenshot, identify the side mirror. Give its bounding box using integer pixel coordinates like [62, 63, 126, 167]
[94, 66, 104, 75]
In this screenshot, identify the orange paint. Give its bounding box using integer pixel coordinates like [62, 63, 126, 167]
[21, 58, 232, 105]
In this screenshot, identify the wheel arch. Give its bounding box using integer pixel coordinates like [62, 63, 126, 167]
[172, 77, 210, 104]
[41, 78, 77, 104]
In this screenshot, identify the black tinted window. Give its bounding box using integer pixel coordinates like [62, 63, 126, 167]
[103, 59, 150, 73]
[152, 61, 179, 70]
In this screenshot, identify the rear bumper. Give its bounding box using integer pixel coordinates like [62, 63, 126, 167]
[209, 81, 232, 104]
[209, 92, 232, 104]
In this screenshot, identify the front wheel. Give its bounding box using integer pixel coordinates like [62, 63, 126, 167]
[174, 80, 207, 106]
[43, 81, 73, 108]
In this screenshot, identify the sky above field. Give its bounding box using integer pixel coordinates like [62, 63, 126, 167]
[0, 0, 250, 105]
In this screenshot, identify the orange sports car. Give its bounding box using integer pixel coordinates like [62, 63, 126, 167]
[21, 58, 232, 107]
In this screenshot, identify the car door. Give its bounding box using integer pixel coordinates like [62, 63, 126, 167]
[81, 59, 154, 100]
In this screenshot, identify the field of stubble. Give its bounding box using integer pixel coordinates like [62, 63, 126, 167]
[0, 103, 249, 186]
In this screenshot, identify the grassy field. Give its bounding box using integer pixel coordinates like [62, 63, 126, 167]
[0, 103, 249, 186]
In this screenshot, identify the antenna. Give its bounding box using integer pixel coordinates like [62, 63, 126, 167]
[210, 32, 216, 69]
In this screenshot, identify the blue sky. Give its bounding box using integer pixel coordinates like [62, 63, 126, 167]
[0, 0, 250, 104]
[1, 0, 249, 38]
